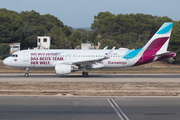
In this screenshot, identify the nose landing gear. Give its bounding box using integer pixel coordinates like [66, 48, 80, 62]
[25, 68, 29, 77]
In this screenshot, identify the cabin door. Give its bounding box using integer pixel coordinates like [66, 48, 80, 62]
[23, 51, 29, 62]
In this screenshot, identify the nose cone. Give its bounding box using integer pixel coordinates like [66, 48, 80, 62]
[3, 57, 17, 67]
[3, 58, 8, 66]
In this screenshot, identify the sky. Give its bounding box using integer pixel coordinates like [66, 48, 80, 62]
[0, 0, 179, 28]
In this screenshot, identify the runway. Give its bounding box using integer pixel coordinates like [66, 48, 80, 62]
[0, 96, 180, 120]
[0, 74, 180, 82]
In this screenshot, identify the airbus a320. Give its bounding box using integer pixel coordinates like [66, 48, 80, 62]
[3, 22, 176, 77]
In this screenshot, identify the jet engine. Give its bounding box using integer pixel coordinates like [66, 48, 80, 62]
[55, 64, 78, 75]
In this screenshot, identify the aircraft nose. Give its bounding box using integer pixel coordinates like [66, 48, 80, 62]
[3, 58, 8, 65]
[3, 58, 10, 66]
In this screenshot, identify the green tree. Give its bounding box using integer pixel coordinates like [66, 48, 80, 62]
[169, 21, 180, 63]
[0, 9, 23, 43]
[0, 43, 10, 54]
[89, 31, 99, 45]
[75, 29, 91, 43]
[50, 44, 57, 49]
[48, 26, 70, 49]
[99, 39, 121, 49]
[91, 12, 174, 51]
[15, 25, 40, 49]
[69, 30, 83, 49]
[0, 43, 10, 60]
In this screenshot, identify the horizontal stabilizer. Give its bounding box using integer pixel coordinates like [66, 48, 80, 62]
[154, 52, 176, 57]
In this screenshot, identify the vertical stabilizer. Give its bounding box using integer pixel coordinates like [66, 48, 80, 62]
[134, 22, 174, 66]
[143, 22, 173, 52]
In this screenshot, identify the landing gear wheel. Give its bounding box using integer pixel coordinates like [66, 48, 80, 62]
[25, 68, 29, 77]
[82, 72, 89, 77]
[25, 73, 29, 77]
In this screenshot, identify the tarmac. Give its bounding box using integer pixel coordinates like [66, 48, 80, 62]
[0, 96, 180, 120]
[0, 74, 180, 120]
[0, 74, 179, 82]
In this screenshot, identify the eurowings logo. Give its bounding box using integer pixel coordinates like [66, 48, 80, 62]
[108, 61, 127, 65]
[14, 59, 17, 62]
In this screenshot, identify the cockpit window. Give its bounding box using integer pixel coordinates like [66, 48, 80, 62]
[10, 54, 18, 57]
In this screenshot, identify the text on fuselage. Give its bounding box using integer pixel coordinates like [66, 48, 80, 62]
[30, 53, 64, 65]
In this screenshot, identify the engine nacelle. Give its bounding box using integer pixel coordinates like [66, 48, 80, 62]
[55, 64, 71, 75]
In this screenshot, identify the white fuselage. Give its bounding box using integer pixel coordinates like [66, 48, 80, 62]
[4, 49, 138, 69]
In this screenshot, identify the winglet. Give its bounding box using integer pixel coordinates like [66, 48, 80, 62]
[105, 46, 115, 58]
[103, 46, 108, 50]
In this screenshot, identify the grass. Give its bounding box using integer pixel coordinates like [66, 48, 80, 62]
[0, 82, 180, 96]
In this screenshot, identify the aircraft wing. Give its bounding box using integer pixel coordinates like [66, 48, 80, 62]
[72, 46, 115, 66]
[72, 58, 104, 65]
[50, 47, 115, 67]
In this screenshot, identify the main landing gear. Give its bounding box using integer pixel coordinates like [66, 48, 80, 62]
[82, 71, 89, 77]
[81, 67, 89, 77]
[25, 68, 29, 77]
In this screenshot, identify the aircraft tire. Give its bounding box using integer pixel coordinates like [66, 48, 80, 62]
[25, 73, 29, 77]
[84, 72, 89, 77]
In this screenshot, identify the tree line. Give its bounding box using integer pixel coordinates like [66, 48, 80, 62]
[91, 12, 180, 63]
[0, 9, 180, 63]
[0, 8, 86, 50]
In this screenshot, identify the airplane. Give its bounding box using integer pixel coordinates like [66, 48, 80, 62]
[3, 22, 176, 77]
